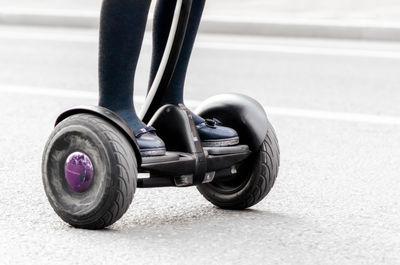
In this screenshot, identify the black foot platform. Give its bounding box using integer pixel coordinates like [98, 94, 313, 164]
[138, 145, 251, 188]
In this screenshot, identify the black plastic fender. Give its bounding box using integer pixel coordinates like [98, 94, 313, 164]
[55, 106, 142, 165]
[195, 94, 269, 151]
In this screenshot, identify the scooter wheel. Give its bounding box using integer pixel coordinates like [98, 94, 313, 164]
[42, 114, 137, 229]
[197, 120, 280, 209]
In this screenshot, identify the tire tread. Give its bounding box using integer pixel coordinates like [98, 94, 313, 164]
[44, 114, 137, 229]
[197, 120, 280, 209]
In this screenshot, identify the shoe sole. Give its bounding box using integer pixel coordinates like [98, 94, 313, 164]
[140, 148, 166, 157]
[201, 137, 240, 147]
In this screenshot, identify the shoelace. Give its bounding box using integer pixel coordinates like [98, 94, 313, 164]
[197, 118, 222, 129]
[134, 126, 157, 138]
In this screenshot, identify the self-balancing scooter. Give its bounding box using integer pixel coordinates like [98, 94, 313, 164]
[42, 0, 280, 229]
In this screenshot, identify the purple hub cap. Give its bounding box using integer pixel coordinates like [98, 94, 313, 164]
[64, 152, 94, 192]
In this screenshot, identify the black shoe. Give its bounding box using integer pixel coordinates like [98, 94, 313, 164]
[134, 126, 166, 157]
[196, 118, 239, 147]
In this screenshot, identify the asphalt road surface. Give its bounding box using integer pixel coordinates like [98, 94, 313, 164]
[0, 25, 399, 265]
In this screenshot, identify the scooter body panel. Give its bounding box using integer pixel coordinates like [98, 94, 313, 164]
[195, 93, 269, 151]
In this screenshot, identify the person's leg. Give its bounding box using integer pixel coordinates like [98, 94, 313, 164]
[149, 0, 239, 147]
[149, 0, 205, 124]
[99, 0, 150, 133]
[98, 0, 165, 156]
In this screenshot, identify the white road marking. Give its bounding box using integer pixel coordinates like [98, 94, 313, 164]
[1, 27, 400, 59]
[0, 30, 97, 43]
[195, 41, 400, 59]
[1, 84, 400, 126]
[266, 106, 400, 125]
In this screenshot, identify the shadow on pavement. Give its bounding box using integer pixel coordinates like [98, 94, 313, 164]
[96, 205, 301, 236]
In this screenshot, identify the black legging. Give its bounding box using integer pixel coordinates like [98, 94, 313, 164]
[98, 0, 206, 133]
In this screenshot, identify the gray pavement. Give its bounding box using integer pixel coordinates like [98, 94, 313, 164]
[0, 26, 400, 264]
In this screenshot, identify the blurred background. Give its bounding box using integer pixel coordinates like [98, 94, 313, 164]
[0, 1, 399, 265]
[2, 0, 400, 20]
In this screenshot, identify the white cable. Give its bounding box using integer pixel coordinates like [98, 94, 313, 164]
[139, 0, 183, 119]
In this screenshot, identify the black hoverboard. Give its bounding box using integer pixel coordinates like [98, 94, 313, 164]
[42, 0, 280, 229]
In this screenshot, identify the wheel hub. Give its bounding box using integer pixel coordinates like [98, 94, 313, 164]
[64, 152, 94, 192]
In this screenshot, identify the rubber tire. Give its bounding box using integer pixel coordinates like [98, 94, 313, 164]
[197, 120, 280, 209]
[42, 114, 137, 229]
